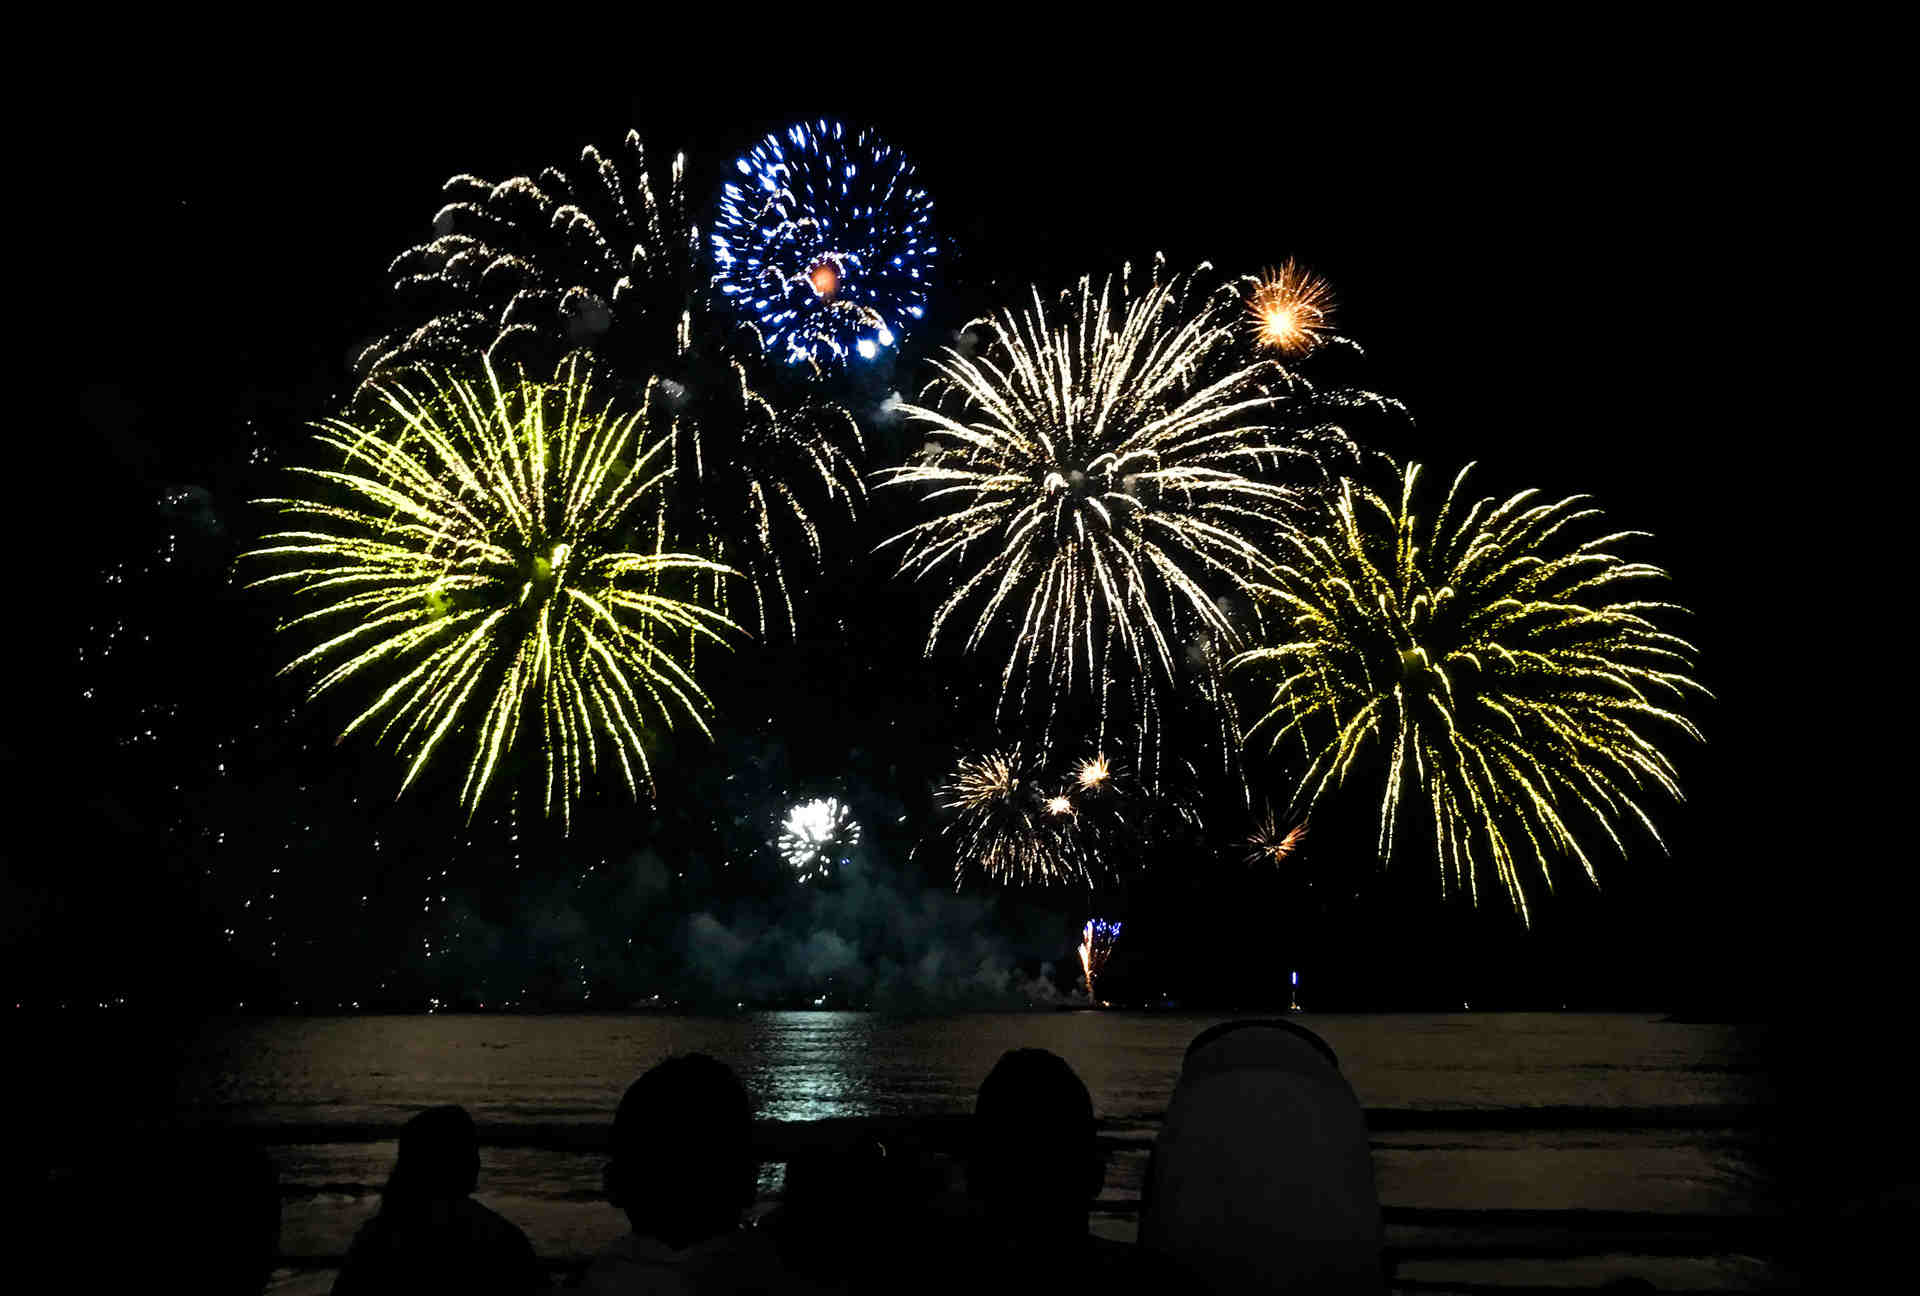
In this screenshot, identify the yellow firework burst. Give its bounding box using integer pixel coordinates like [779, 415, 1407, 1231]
[1231, 462, 1706, 921]
[879, 258, 1353, 757]
[1247, 260, 1334, 356]
[245, 359, 740, 826]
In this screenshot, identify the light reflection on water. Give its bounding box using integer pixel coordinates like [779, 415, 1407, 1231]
[146, 1010, 1771, 1132]
[745, 1012, 873, 1121]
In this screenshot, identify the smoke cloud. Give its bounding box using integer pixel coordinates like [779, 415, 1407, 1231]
[430, 842, 1076, 1011]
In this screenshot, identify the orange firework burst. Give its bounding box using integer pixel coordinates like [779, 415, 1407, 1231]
[1045, 795, 1075, 817]
[1245, 810, 1307, 866]
[1075, 754, 1111, 790]
[1247, 261, 1333, 355]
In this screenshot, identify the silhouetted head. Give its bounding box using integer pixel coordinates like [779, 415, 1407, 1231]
[1141, 1020, 1382, 1293]
[384, 1105, 481, 1207]
[606, 1053, 756, 1248]
[968, 1048, 1102, 1239]
[1183, 1017, 1342, 1070]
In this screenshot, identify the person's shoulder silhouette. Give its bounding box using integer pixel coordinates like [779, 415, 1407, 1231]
[333, 1104, 543, 1294]
[581, 1052, 802, 1295]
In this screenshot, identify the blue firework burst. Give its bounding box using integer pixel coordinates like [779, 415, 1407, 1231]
[712, 119, 936, 368]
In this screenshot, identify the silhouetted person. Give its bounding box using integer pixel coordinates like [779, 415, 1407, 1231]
[961, 1048, 1184, 1294]
[767, 1129, 952, 1294]
[765, 1137, 874, 1290]
[333, 1104, 543, 1294]
[580, 1053, 796, 1294]
[1139, 1020, 1383, 1293]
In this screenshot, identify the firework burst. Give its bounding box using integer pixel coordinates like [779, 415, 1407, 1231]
[712, 119, 936, 367]
[778, 796, 862, 883]
[938, 749, 1088, 887]
[1075, 754, 1111, 790]
[245, 359, 740, 826]
[1231, 461, 1706, 920]
[1078, 919, 1122, 1005]
[360, 129, 698, 379]
[880, 258, 1384, 765]
[935, 744, 1199, 888]
[640, 361, 864, 637]
[362, 129, 865, 637]
[1244, 809, 1307, 866]
[1247, 261, 1335, 356]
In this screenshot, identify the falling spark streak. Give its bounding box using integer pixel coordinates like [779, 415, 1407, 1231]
[1079, 919, 1122, 1005]
[1231, 462, 1707, 922]
[359, 128, 864, 638]
[880, 258, 1389, 769]
[245, 359, 740, 826]
[779, 797, 862, 883]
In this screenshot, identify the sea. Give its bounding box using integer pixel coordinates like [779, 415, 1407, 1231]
[34, 1010, 1791, 1291]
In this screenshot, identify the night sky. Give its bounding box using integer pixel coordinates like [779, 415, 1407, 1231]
[23, 47, 1867, 1020]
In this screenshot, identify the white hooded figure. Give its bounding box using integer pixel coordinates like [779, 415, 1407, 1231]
[1140, 1020, 1383, 1292]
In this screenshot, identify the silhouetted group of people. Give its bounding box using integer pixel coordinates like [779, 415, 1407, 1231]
[47, 1020, 1388, 1293]
[334, 1018, 1381, 1293]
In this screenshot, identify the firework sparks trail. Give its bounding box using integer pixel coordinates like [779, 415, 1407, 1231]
[359, 128, 865, 638]
[1079, 919, 1122, 1005]
[1231, 461, 1707, 921]
[879, 257, 1394, 772]
[244, 359, 741, 827]
[778, 796, 862, 883]
[713, 119, 937, 368]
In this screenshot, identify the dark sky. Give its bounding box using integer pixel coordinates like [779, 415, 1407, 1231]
[27, 44, 1864, 1014]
